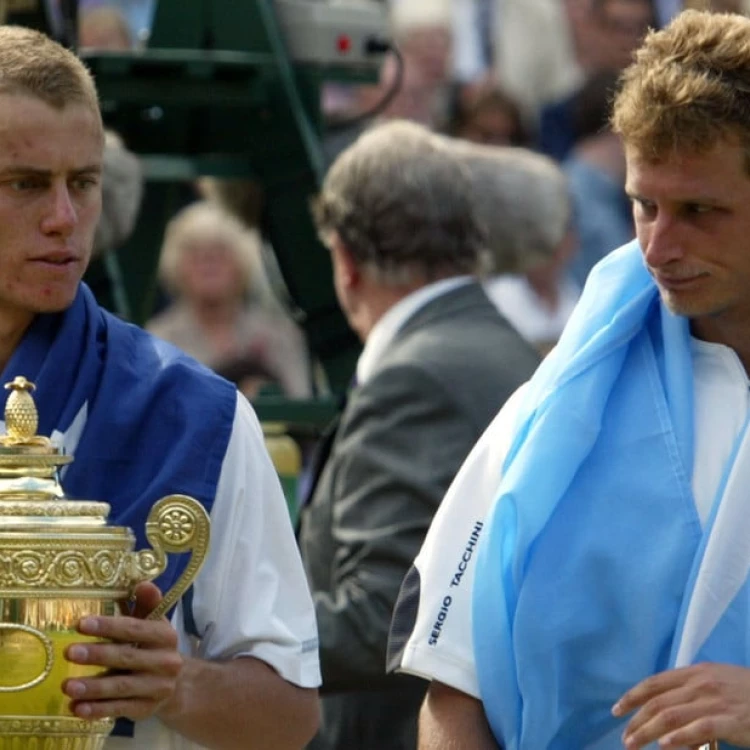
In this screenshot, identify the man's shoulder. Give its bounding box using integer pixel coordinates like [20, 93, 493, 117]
[378, 295, 539, 392]
[101, 307, 237, 412]
[407, 281, 533, 341]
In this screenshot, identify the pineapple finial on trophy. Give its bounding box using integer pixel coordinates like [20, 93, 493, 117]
[1, 376, 50, 446]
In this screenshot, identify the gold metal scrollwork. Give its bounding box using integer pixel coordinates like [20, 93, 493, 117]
[133, 494, 210, 622]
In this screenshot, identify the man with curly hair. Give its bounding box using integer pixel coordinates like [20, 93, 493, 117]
[392, 9, 750, 750]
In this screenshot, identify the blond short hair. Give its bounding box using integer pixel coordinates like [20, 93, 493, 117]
[613, 10, 750, 168]
[0, 25, 101, 124]
[158, 201, 270, 301]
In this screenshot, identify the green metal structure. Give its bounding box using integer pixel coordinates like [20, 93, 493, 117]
[77, 0, 387, 415]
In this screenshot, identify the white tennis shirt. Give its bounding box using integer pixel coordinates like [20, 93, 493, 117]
[91, 393, 321, 748]
[392, 338, 750, 698]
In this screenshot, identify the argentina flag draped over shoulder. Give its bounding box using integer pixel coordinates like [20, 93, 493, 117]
[0, 283, 236, 597]
[473, 240, 750, 749]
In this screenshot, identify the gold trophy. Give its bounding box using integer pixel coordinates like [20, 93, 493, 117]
[0, 377, 211, 749]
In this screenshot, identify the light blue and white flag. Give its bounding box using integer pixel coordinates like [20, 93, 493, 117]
[473, 240, 749, 749]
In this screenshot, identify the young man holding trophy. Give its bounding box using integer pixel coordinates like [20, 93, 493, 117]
[0, 25, 320, 750]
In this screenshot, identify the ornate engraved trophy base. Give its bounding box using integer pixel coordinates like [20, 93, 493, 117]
[0, 716, 113, 750]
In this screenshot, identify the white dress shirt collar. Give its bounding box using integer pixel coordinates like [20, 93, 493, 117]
[356, 276, 473, 385]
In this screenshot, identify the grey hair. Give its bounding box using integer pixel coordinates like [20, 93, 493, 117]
[92, 130, 143, 257]
[445, 139, 572, 274]
[312, 119, 490, 285]
[157, 200, 273, 303]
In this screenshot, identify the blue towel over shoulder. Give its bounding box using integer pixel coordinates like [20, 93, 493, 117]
[0, 283, 236, 596]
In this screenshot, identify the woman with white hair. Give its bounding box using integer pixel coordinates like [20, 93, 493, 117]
[147, 200, 311, 399]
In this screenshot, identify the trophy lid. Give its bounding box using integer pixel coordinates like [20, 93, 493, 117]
[0, 377, 79, 504]
[0, 378, 209, 619]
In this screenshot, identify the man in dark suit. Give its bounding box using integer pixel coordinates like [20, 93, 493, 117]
[298, 120, 540, 750]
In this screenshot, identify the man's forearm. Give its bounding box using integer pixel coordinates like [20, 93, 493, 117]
[418, 681, 499, 750]
[158, 655, 319, 750]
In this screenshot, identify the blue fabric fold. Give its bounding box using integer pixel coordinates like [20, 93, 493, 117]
[472, 241, 709, 748]
[1, 284, 236, 597]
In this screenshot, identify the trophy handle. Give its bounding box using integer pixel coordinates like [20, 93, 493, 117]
[131, 494, 211, 622]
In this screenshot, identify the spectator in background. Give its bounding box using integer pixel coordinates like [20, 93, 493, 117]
[539, 0, 655, 159]
[82, 129, 143, 317]
[353, 0, 453, 128]
[94, 131, 142, 254]
[324, 0, 454, 168]
[564, 70, 635, 288]
[452, 0, 581, 124]
[299, 120, 538, 750]
[570, 0, 656, 74]
[389, 0, 453, 93]
[453, 0, 652, 132]
[450, 140, 579, 355]
[447, 84, 531, 147]
[146, 201, 311, 400]
[78, 4, 133, 50]
[46, 0, 155, 46]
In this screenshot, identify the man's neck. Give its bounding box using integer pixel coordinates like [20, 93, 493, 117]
[691, 316, 750, 376]
[352, 282, 425, 342]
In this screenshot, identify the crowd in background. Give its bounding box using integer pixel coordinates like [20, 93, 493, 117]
[69, 0, 750, 554]
[72, 0, 750, 382]
[65, 0, 750, 377]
